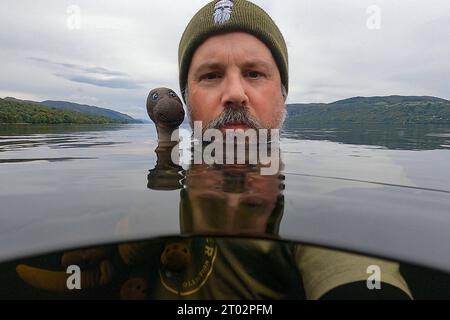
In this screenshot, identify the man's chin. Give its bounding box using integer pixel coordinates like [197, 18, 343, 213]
[220, 124, 251, 132]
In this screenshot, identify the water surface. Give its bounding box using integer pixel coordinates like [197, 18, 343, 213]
[1, 123, 450, 273]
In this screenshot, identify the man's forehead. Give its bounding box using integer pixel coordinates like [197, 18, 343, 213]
[192, 59, 274, 73]
[190, 32, 277, 67]
[196, 32, 271, 52]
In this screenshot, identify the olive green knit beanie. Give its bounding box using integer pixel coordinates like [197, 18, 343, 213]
[178, 0, 289, 103]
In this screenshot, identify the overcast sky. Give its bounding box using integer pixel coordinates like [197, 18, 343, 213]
[1, 0, 449, 119]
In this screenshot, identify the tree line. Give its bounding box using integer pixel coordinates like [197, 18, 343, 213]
[0, 99, 128, 124]
[286, 96, 450, 125]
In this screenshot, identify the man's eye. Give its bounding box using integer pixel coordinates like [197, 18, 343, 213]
[246, 71, 261, 79]
[242, 202, 261, 208]
[202, 73, 220, 80]
[241, 197, 264, 207]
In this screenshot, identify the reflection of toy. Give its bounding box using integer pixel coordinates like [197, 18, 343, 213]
[146, 88, 185, 143]
[15, 239, 194, 299]
[16, 247, 116, 293]
[16, 259, 115, 293]
[120, 276, 149, 300]
[147, 145, 184, 191]
[14, 245, 132, 295]
[118, 239, 194, 299]
[61, 247, 113, 268]
[160, 239, 192, 272]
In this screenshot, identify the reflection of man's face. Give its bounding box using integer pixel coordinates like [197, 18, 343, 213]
[186, 32, 286, 131]
[181, 164, 283, 235]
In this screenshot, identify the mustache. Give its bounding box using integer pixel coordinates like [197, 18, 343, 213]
[205, 107, 262, 131]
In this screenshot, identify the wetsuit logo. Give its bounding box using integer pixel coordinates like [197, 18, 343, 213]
[213, 0, 234, 25]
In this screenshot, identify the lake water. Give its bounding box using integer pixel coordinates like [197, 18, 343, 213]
[1, 123, 450, 299]
[1, 123, 450, 262]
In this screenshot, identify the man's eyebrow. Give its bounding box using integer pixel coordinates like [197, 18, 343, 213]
[241, 60, 272, 70]
[194, 60, 272, 70]
[192, 62, 225, 75]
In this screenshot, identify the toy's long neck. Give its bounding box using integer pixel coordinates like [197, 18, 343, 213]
[156, 125, 179, 143]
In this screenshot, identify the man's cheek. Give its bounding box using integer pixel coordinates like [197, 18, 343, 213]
[255, 105, 274, 124]
[190, 105, 205, 120]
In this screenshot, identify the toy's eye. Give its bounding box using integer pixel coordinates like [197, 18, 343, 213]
[152, 93, 159, 100]
[168, 91, 176, 98]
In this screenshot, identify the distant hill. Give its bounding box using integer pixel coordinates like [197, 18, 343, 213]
[0, 98, 131, 124]
[286, 95, 450, 125]
[4, 97, 141, 124]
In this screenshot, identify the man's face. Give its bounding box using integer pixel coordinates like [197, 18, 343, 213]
[182, 164, 283, 235]
[186, 32, 286, 131]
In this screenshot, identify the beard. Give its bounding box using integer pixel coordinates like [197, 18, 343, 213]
[205, 106, 263, 131]
[188, 105, 286, 133]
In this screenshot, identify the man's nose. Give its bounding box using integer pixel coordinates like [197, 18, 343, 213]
[221, 73, 249, 108]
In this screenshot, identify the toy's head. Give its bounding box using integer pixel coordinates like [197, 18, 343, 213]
[146, 88, 185, 128]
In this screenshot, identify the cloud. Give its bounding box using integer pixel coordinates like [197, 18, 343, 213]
[56, 74, 142, 89]
[29, 57, 127, 76]
[29, 56, 142, 89]
[0, 0, 449, 119]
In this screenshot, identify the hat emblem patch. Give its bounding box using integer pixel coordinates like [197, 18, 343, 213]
[213, 0, 234, 25]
